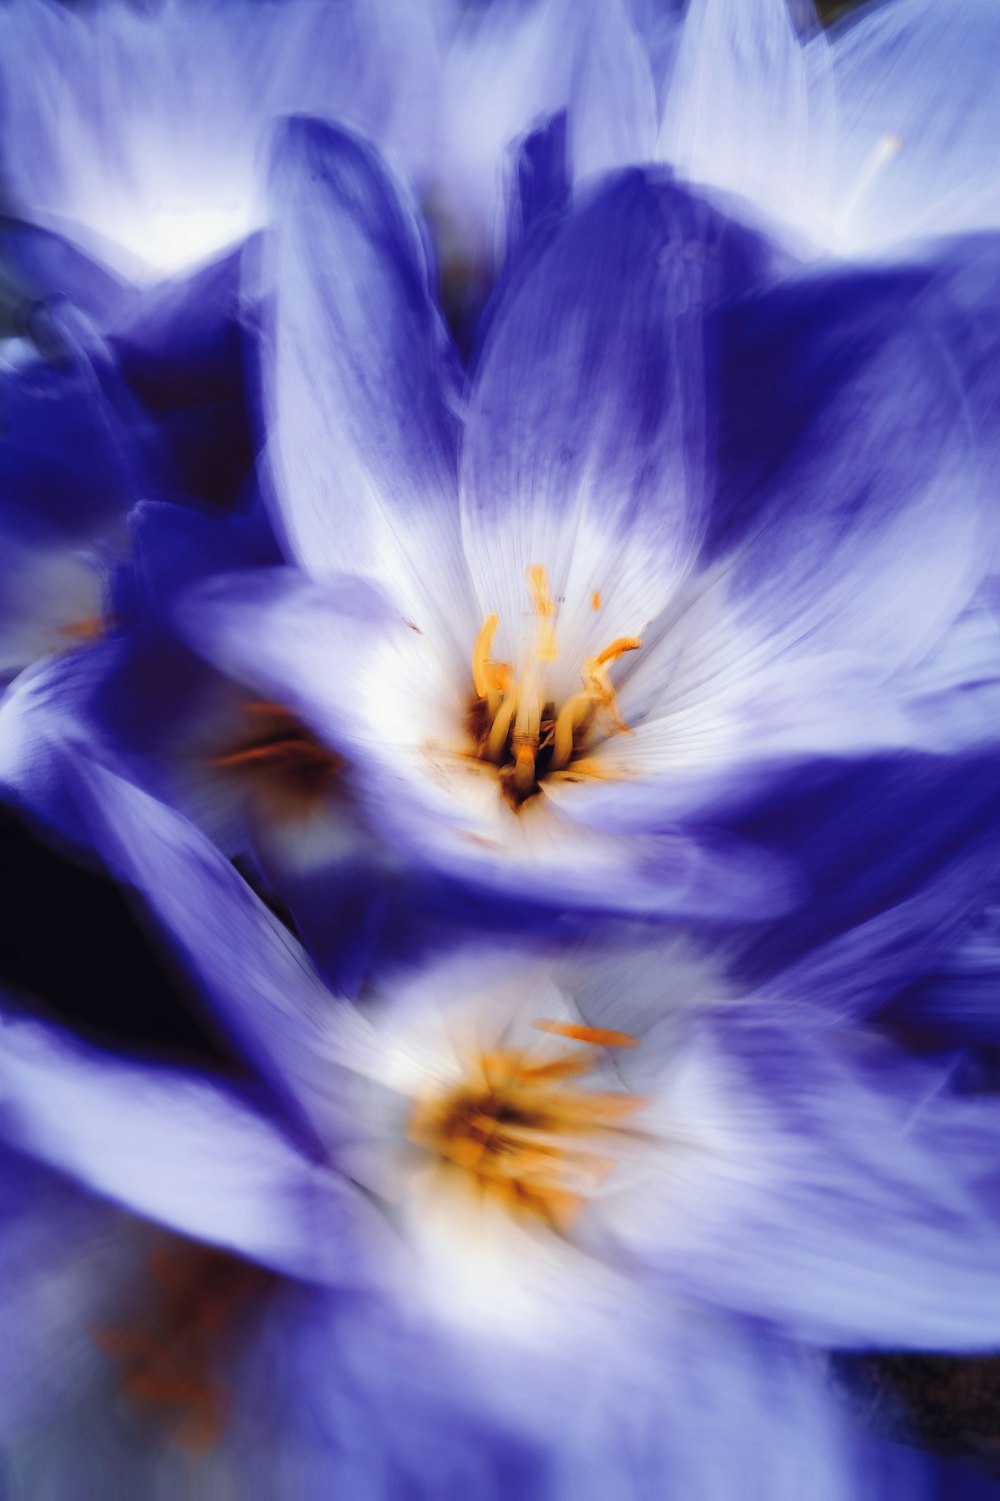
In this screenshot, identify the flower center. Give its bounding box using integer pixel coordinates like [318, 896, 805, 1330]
[468, 565, 641, 806]
[212, 700, 342, 816]
[92, 1244, 267, 1453]
[407, 1020, 645, 1231]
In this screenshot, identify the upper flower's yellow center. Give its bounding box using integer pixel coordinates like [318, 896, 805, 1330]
[408, 1020, 645, 1232]
[468, 565, 641, 806]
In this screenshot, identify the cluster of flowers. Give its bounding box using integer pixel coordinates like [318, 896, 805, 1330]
[2, 0, 1000, 1494]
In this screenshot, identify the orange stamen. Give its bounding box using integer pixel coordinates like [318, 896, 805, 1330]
[467, 567, 641, 800]
[526, 563, 558, 662]
[532, 1020, 639, 1049]
[408, 1019, 644, 1230]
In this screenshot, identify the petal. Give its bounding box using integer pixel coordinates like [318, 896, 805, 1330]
[0, 219, 134, 335]
[461, 171, 781, 695]
[0, 315, 139, 679]
[110, 250, 256, 509]
[829, 0, 1000, 254]
[62, 752, 378, 1150]
[505, 111, 570, 263]
[732, 752, 1000, 1016]
[659, 0, 834, 246]
[0, 0, 372, 280]
[0, 1011, 364, 1285]
[262, 116, 473, 642]
[439, 0, 575, 275]
[618, 1017, 1000, 1349]
[569, 0, 659, 182]
[707, 264, 987, 672]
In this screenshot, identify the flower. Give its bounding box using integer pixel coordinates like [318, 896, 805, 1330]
[658, 0, 1000, 260]
[3, 757, 1000, 1494]
[0, 0, 661, 309]
[171, 119, 988, 916]
[0, 0, 455, 283]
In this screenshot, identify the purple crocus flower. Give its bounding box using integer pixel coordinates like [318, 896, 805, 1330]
[167, 118, 988, 917]
[3, 757, 1000, 1495]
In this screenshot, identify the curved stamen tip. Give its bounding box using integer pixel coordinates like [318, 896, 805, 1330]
[532, 1020, 639, 1049]
[591, 636, 642, 668]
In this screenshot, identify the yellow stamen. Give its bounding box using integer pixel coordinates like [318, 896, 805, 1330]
[408, 1021, 644, 1230]
[486, 689, 518, 761]
[57, 613, 106, 646]
[471, 613, 499, 697]
[512, 741, 537, 798]
[527, 564, 558, 662]
[582, 636, 642, 734]
[532, 1020, 639, 1050]
[550, 691, 595, 772]
[590, 636, 643, 669]
[467, 567, 641, 802]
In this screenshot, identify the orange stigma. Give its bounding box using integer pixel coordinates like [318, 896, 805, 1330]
[408, 1021, 644, 1231]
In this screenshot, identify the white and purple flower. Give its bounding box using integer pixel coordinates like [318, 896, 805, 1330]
[2, 758, 1000, 1495]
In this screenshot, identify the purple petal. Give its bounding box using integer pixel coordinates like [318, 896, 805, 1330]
[627, 1018, 1000, 1349]
[63, 753, 375, 1149]
[709, 266, 987, 672]
[569, 0, 658, 182]
[659, 0, 834, 246]
[829, 0, 1000, 253]
[0, 1011, 364, 1284]
[461, 172, 781, 658]
[262, 116, 472, 637]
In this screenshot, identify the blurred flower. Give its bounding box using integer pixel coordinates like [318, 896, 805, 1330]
[167, 120, 989, 916]
[659, 0, 1000, 260]
[3, 760, 1000, 1494]
[0, 0, 662, 320]
[0, 0, 455, 283]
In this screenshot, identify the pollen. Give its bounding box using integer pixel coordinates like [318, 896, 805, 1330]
[467, 565, 641, 807]
[408, 1022, 645, 1232]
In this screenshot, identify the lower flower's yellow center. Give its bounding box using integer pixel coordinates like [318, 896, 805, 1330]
[468, 565, 641, 807]
[408, 1020, 645, 1231]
